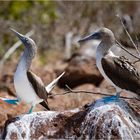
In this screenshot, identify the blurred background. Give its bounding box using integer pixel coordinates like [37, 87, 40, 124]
[0, 0, 140, 132]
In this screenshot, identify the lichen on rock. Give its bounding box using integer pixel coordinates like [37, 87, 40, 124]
[2, 98, 140, 139]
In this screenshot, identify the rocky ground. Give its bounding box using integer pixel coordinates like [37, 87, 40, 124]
[2, 98, 140, 139]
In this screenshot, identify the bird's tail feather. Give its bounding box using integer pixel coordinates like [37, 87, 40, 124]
[45, 72, 65, 93]
[40, 100, 50, 110]
[0, 97, 19, 105]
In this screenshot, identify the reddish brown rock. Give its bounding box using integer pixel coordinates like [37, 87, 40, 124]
[47, 84, 97, 111]
[58, 56, 103, 88]
[99, 79, 115, 94]
[0, 91, 44, 136]
[2, 98, 140, 139]
[0, 73, 15, 96]
[99, 80, 137, 99]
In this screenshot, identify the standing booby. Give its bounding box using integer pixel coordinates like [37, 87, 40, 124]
[78, 28, 140, 100]
[1, 28, 64, 113]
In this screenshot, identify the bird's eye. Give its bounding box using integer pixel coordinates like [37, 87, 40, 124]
[24, 38, 29, 44]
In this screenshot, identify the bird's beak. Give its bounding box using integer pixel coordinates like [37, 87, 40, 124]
[10, 28, 25, 42]
[78, 32, 101, 43]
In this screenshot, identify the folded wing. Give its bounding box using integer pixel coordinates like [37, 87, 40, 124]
[101, 56, 140, 95]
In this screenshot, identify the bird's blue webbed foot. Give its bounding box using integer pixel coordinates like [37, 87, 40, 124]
[0, 97, 19, 105]
[96, 91, 121, 105]
[4, 99, 19, 105]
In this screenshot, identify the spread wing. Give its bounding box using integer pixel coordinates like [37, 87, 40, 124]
[101, 55, 140, 95]
[27, 70, 48, 99]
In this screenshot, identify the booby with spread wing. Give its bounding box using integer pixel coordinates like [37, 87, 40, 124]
[79, 28, 140, 100]
[0, 29, 64, 113]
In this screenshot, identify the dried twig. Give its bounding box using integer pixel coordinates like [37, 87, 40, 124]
[133, 36, 140, 64]
[48, 85, 140, 101]
[116, 39, 140, 61]
[117, 14, 140, 56]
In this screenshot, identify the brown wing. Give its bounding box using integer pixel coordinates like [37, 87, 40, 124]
[101, 55, 140, 95]
[27, 70, 48, 99]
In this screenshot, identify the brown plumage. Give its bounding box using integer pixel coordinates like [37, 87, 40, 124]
[27, 70, 50, 110]
[101, 55, 140, 95]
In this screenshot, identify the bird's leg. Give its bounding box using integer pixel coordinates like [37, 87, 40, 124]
[116, 92, 121, 98]
[28, 105, 35, 114]
[115, 90, 121, 102]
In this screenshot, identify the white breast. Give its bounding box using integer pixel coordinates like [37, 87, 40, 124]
[14, 68, 42, 105]
[96, 51, 121, 92]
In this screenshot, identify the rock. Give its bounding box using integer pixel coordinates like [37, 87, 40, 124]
[58, 56, 103, 88]
[99, 80, 138, 99]
[0, 73, 15, 96]
[0, 91, 44, 135]
[48, 84, 97, 111]
[2, 98, 140, 139]
[73, 84, 100, 105]
[99, 79, 116, 94]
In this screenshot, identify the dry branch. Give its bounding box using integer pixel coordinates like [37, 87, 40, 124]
[117, 14, 140, 55]
[116, 39, 140, 61]
[49, 85, 140, 101]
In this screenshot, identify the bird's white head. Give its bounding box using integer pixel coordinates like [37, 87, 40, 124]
[10, 28, 37, 58]
[78, 28, 116, 57]
[10, 28, 37, 49]
[78, 28, 115, 44]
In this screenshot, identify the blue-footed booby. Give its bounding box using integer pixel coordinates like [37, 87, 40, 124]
[78, 28, 140, 100]
[0, 28, 65, 113]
